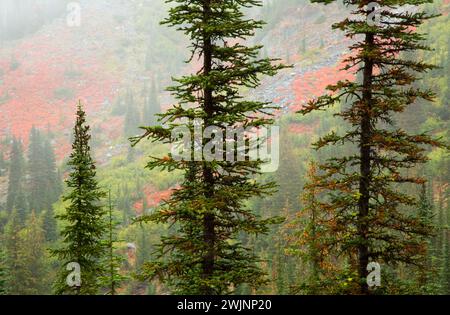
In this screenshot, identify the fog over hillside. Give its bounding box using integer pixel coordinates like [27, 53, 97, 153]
[0, 0, 69, 41]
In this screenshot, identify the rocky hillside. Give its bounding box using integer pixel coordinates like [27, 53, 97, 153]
[0, 0, 354, 152]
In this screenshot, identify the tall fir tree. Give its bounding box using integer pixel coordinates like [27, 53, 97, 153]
[143, 79, 161, 126]
[28, 126, 47, 213]
[299, 0, 446, 294]
[51, 102, 107, 295]
[124, 89, 141, 137]
[416, 182, 442, 293]
[132, 0, 285, 294]
[287, 162, 323, 294]
[286, 161, 341, 294]
[99, 190, 127, 295]
[6, 138, 27, 222]
[43, 137, 62, 206]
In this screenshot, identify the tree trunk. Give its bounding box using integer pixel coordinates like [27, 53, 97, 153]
[201, 0, 216, 295]
[358, 32, 374, 294]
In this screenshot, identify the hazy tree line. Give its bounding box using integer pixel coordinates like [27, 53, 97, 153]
[3, 128, 62, 219]
[0, 127, 62, 294]
[112, 79, 161, 138]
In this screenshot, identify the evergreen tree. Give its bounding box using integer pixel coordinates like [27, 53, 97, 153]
[0, 149, 6, 177]
[440, 37, 450, 120]
[442, 209, 450, 294]
[28, 128, 62, 214]
[446, 37, 450, 77]
[28, 127, 47, 213]
[272, 127, 303, 216]
[299, 0, 445, 294]
[18, 211, 49, 295]
[132, 0, 285, 294]
[416, 183, 442, 293]
[4, 209, 26, 294]
[126, 145, 135, 163]
[117, 183, 132, 225]
[124, 90, 141, 137]
[296, 162, 322, 293]
[0, 247, 8, 295]
[112, 94, 126, 116]
[286, 162, 338, 294]
[136, 223, 150, 269]
[6, 138, 27, 222]
[42, 207, 58, 242]
[51, 102, 107, 295]
[418, 183, 434, 225]
[440, 181, 450, 295]
[42, 137, 63, 208]
[143, 79, 161, 126]
[100, 190, 127, 295]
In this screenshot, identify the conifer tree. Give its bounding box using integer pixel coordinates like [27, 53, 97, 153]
[143, 79, 161, 126]
[28, 127, 47, 213]
[42, 137, 63, 208]
[442, 216, 450, 294]
[296, 162, 322, 293]
[6, 138, 27, 222]
[132, 0, 285, 294]
[18, 210, 49, 295]
[51, 102, 107, 295]
[26, 128, 61, 241]
[273, 128, 303, 215]
[4, 209, 26, 294]
[418, 183, 434, 225]
[124, 90, 141, 137]
[117, 183, 132, 224]
[415, 183, 442, 293]
[112, 94, 126, 116]
[42, 207, 58, 242]
[287, 162, 338, 294]
[0, 247, 8, 295]
[0, 149, 6, 177]
[299, 0, 446, 293]
[136, 223, 150, 270]
[100, 190, 127, 295]
[27, 128, 62, 213]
